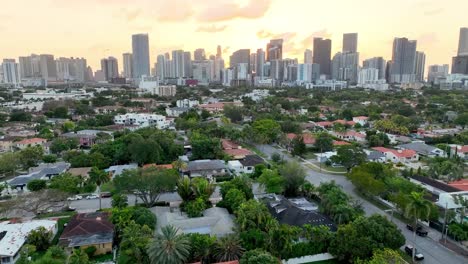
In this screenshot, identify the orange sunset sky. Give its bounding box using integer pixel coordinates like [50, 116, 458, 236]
[0, 0, 466, 71]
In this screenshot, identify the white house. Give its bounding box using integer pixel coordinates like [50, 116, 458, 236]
[450, 145, 468, 160]
[352, 116, 369, 126]
[397, 142, 446, 158]
[165, 107, 190, 117]
[113, 113, 169, 129]
[332, 131, 366, 143]
[372, 147, 419, 163]
[0, 220, 57, 264]
[15, 138, 47, 150]
[227, 155, 264, 175]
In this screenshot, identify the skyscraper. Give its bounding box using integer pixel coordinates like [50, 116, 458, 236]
[414, 51, 426, 82]
[100, 57, 119, 81]
[155, 55, 166, 80]
[39, 54, 57, 81]
[172, 50, 185, 78]
[216, 45, 222, 59]
[331, 52, 359, 83]
[342, 33, 358, 53]
[313, 38, 332, 76]
[229, 49, 250, 72]
[250, 53, 257, 74]
[390, 37, 417, 83]
[132, 34, 150, 78]
[457, 27, 468, 56]
[256, 49, 265, 78]
[194, 49, 206, 61]
[1, 59, 20, 85]
[427, 64, 449, 83]
[267, 39, 283, 61]
[363, 57, 386, 80]
[123, 53, 133, 79]
[304, 49, 313, 64]
[184, 51, 192, 78]
[19, 56, 33, 78]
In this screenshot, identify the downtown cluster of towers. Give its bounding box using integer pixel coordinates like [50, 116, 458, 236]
[1, 28, 468, 87]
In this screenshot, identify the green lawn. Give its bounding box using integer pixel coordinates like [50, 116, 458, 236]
[35, 211, 77, 219]
[303, 259, 339, 264]
[303, 152, 317, 159]
[100, 181, 115, 193]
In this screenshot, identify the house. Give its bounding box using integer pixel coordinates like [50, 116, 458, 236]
[221, 139, 252, 159]
[260, 194, 336, 231]
[332, 131, 366, 143]
[372, 147, 418, 163]
[352, 116, 369, 126]
[386, 133, 412, 145]
[314, 121, 333, 129]
[333, 119, 356, 126]
[448, 179, 468, 191]
[451, 145, 468, 160]
[61, 130, 113, 147]
[8, 162, 70, 190]
[165, 107, 191, 117]
[67, 167, 92, 179]
[105, 164, 138, 179]
[333, 140, 351, 147]
[198, 102, 243, 113]
[0, 219, 57, 264]
[0, 137, 14, 152]
[142, 163, 174, 170]
[397, 142, 445, 158]
[185, 160, 227, 180]
[59, 212, 114, 256]
[228, 155, 264, 174]
[365, 150, 386, 163]
[15, 138, 47, 150]
[285, 133, 316, 147]
[409, 175, 460, 196]
[316, 151, 337, 163]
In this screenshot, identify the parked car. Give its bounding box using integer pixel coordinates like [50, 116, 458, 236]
[63, 206, 76, 212]
[404, 245, 424, 261]
[406, 224, 428, 237]
[100, 192, 112, 198]
[67, 195, 83, 201]
[86, 194, 99, 200]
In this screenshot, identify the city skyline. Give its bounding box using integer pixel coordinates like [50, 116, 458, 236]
[0, 0, 466, 70]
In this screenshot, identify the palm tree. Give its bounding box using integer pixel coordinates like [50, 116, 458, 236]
[68, 248, 89, 264]
[176, 176, 194, 202]
[147, 225, 190, 264]
[404, 192, 432, 261]
[212, 234, 245, 262]
[88, 166, 110, 210]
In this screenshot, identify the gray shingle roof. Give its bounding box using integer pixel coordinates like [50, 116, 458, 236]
[8, 162, 70, 187]
[239, 155, 264, 167]
[187, 160, 226, 171]
[398, 142, 436, 155]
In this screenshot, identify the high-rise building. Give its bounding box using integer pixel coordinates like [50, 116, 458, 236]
[155, 55, 166, 80]
[358, 68, 379, 85]
[256, 49, 265, 78]
[19, 56, 33, 78]
[304, 49, 313, 64]
[123, 53, 133, 79]
[457, 27, 468, 56]
[270, 60, 283, 81]
[132, 34, 150, 78]
[194, 49, 206, 61]
[250, 53, 257, 74]
[414, 51, 426, 82]
[282, 59, 298, 81]
[451, 56, 468, 74]
[192, 60, 212, 84]
[313, 38, 332, 76]
[267, 39, 283, 61]
[297, 63, 320, 83]
[1, 59, 20, 85]
[390, 37, 417, 83]
[363, 57, 386, 79]
[427, 64, 449, 83]
[229, 49, 250, 73]
[213, 57, 225, 82]
[172, 50, 185, 78]
[331, 52, 359, 83]
[216, 45, 222, 59]
[343, 33, 358, 53]
[55, 57, 87, 82]
[39, 54, 57, 81]
[100, 57, 119, 81]
[184, 51, 192, 78]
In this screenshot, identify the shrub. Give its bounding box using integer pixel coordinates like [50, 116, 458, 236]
[185, 198, 206, 218]
[84, 246, 97, 257]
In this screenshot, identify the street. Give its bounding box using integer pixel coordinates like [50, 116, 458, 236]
[257, 144, 467, 264]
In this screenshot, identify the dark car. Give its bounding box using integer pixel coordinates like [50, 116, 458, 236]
[64, 206, 76, 212]
[405, 245, 424, 261]
[100, 192, 112, 198]
[406, 224, 428, 236]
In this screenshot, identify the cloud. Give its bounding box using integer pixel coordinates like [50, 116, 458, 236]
[154, 0, 194, 22]
[196, 0, 272, 22]
[300, 29, 332, 47]
[256, 30, 297, 40]
[418, 32, 438, 46]
[196, 24, 228, 33]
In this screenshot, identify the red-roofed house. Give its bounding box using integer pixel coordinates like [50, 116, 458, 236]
[372, 147, 418, 163]
[286, 133, 316, 147]
[451, 145, 468, 160]
[448, 179, 468, 191]
[15, 137, 47, 150]
[221, 139, 240, 150]
[334, 119, 356, 126]
[333, 140, 351, 146]
[221, 139, 252, 159]
[352, 116, 369, 126]
[314, 121, 333, 129]
[198, 102, 243, 113]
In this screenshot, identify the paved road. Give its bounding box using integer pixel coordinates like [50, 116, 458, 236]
[258, 144, 467, 264]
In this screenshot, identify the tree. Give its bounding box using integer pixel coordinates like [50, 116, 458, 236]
[111, 193, 128, 209]
[240, 249, 278, 264]
[42, 154, 58, 163]
[27, 226, 53, 251]
[291, 135, 306, 157]
[13, 189, 67, 215]
[147, 225, 190, 264]
[18, 146, 44, 169]
[185, 197, 206, 218]
[357, 249, 406, 264]
[212, 235, 245, 262]
[115, 167, 178, 207]
[315, 133, 333, 152]
[236, 200, 273, 232]
[267, 224, 300, 258]
[27, 179, 47, 192]
[88, 167, 110, 210]
[190, 133, 222, 160]
[119, 221, 153, 263]
[68, 249, 90, 264]
[270, 153, 282, 163]
[224, 105, 244, 123]
[177, 176, 194, 202]
[50, 138, 79, 154]
[0, 152, 20, 176]
[252, 119, 282, 144]
[223, 189, 247, 213]
[49, 173, 82, 194]
[220, 176, 254, 200]
[329, 215, 405, 262]
[454, 112, 468, 129]
[258, 169, 284, 194]
[9, 110, 32, 122]
[331, 145, 366, 172]
[279, 161, 306, 197]
[186, 233, 216, 264]
[404, 192, 432, 261]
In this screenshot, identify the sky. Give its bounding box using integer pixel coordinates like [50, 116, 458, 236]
[0, 0, 466, 71]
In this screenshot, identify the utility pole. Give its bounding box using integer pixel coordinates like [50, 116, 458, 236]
[442, 202, 448, 241]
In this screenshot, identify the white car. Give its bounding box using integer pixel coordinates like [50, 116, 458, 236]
[67, 195, 83, 201]
[86, 194, 99, 200]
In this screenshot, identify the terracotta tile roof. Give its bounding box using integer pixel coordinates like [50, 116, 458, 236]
[143, 164, 174, 169]
[221, 139, 240, 150]
[225, 148, 252, 157]
[354, 116, 369, 120]
[315, 121, 333, 127]
[60, 212, 114, 239]
[372, 147, 417, 158]
[16, 138, 47, 145]
[448, 179, 468, 191]
[333, 140, 351, 146]
[452, 145, 468, 153]
[287, 133, 316, 145]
